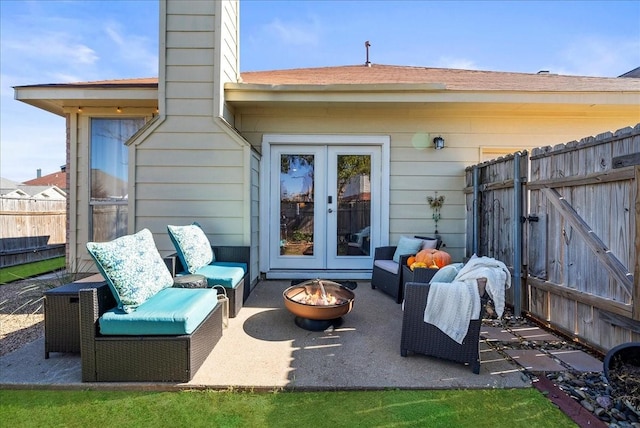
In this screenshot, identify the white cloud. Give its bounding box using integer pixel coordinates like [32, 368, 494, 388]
[434, 57, 479, 71]
[265, 17, 321, 46]
[554, 36, 640, 77]
[104, 21, 158, 76]
[3, 31, 98, 67]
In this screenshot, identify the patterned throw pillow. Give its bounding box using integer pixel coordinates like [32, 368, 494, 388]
[86, 228, 174, 313]
[167, 223, 214, 273]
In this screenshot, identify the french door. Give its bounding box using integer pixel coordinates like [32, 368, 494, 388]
[269, 145, 381, 271]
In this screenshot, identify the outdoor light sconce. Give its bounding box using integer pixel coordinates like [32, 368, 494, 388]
[433, 136, 445, 150]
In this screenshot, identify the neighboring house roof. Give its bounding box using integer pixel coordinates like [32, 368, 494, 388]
[0, 177, 20, 192]
[1, 176, 67, 198]
[23, 170, 67, 190]
[619, 67, 640, 78]
[1, 185, 66, 199]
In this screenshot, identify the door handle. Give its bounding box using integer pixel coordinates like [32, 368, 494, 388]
[328, 208, 333, 213]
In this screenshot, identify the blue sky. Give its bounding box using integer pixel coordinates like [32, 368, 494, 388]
[1, 0, 639, 183]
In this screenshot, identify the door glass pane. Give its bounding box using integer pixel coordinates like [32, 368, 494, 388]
[336, 155, 371, 256]
[280, 154, 314, 256]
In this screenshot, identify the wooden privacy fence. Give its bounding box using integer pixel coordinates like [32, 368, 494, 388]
[0, 197, 66, 268]
[465, 124, 640, 353]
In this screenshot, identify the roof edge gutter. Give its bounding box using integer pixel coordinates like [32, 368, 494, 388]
[225, 82, 447, 92]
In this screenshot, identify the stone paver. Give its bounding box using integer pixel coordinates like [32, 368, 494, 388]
[509, 326, 561, 342]
[480, 326, 520, 342]
[504, 349, 567, 371]
[550, 349, 603, 372]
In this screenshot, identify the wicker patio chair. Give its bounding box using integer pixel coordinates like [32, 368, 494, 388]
[400, 280, 488, 374]
[370, 236, 441, 303]
[165, 245, 250, 318]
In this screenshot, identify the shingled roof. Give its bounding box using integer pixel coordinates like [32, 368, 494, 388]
[238, 64, 640, 91]
[17, 65, 640, 92]
[23, 170, 67, 190]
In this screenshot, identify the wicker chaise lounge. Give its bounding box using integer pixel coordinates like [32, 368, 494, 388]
[166, 223, 250, 318]
[401, 280, 488, 374]
[165, 245, 250, 318]
[81, 228, 224, 382]
[79, 287, 223, 382]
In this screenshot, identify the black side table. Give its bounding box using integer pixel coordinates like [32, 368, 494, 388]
[44, 279, 111, 358]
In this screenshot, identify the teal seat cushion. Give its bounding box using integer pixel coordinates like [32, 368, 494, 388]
[392, 236, 424, 263]
[99, 288, 219, 335]
[210, 261, 247, 273]
[86, 228, 174, 313]
[194, 264, 245, 289]
[429, 263, 464, 283]
[167, 223, 214, 273]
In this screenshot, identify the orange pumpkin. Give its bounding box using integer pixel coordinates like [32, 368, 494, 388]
[406, 256, 416, 267]
[414, 249, 452, 268]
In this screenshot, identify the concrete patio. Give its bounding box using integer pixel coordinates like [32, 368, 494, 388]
[1, 280, 554, 391]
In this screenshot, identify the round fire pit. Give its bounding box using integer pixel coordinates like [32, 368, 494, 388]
[283, 279, 355, 331]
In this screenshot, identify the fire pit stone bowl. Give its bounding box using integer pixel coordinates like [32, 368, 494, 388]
[283, 279, 355, 330]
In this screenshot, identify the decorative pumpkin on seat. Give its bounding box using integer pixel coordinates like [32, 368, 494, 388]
[413, 249, 452, 269]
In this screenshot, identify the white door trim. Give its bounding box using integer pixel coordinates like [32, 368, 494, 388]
[259, 134, 390, 278]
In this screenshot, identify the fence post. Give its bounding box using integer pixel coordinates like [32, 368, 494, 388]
[513, 153, 522, 317]
[472, 166, 479, 256]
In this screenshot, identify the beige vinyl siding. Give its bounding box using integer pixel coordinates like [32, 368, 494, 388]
[250, 150, 260, 289]
[218, 0, 239, 124]
[235, 104, 638, 262]
[129, 0, 251, 274]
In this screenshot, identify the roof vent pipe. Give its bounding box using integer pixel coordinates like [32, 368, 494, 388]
[365, 41, 371, 67]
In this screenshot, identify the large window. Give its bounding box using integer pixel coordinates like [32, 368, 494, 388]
[90, 118, 145, 241]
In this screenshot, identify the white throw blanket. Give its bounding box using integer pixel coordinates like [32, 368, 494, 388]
[423, 280, 481, 344]
[423, 255, 511, 344]
[455, 255, 511, 317]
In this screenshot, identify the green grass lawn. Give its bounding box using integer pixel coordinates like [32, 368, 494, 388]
[0, 257, 66, 284]
[0, 388, 574, 427]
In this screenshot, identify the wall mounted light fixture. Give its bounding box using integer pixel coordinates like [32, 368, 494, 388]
[433, 136, 445, 150]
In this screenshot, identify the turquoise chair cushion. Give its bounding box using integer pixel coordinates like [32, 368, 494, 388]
[430, 263, 464, 283]
[99, 288, 219, 335]
[167, 223, 214, 273]
[86, 228, 173, 313]
[392, 236, 424, 263]
[194, 263, 245, 289]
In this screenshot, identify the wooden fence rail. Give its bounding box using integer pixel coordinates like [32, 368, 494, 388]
[0, 197, 66, 268]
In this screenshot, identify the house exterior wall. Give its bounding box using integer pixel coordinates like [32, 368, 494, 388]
[129, 0, 254, 281]
[234, 103, 640, 262]
[250, 150, 260, 281]
[67, 108, 158, 270]
[66, 1, 254, 282]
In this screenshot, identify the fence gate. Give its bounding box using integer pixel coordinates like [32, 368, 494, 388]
[464, 152, 529, 316]
[466, 124, 640, 352]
